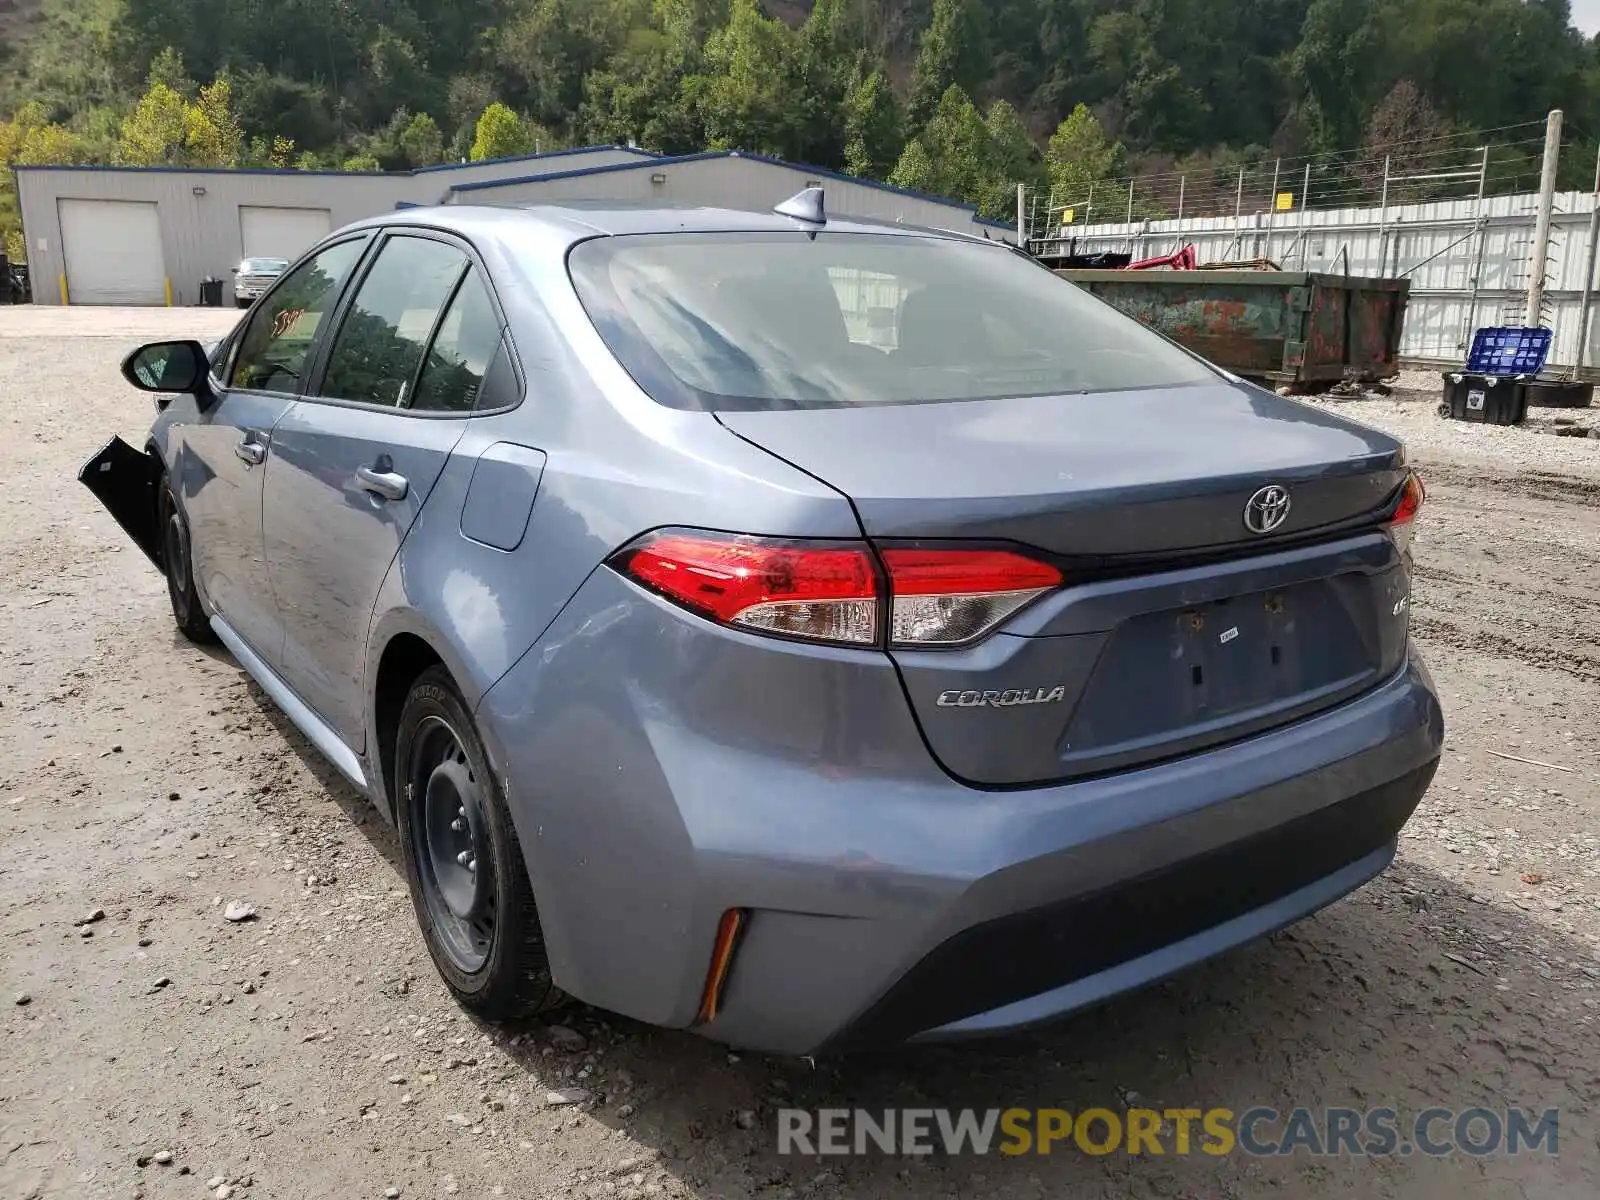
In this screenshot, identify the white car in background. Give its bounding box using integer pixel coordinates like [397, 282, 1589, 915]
[231, 257, 290, 308]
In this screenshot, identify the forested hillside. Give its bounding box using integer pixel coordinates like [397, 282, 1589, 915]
[2, 0, 1598, 261]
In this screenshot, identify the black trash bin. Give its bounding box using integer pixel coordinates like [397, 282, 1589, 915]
[1439, 373, 1529, 426]
[199, 278, 224, 307]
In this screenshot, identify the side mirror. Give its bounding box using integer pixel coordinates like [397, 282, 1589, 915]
[121, 340, 212, 398]
[230, 266, 239, 274]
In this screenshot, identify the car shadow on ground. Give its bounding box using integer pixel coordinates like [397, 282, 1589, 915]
[240, 680, 1592, 1194]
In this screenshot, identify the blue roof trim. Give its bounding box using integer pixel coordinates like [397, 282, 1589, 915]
[411, 144, 658, 174]
[448, 150, 728, 193]
[14, 162, 397, 179]
[449, 148, 992, 224]
[395, 201, 422, 209]
[13, 145, 656, 180]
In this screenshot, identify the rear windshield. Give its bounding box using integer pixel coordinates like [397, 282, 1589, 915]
[240, 258, 289, 273]
[568, 231, 1216, 412]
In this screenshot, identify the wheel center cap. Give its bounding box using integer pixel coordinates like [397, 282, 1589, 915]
[424, 759, 486, 921]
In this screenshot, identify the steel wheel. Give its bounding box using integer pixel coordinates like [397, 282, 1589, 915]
[163, 504, 192, 620]
[158, 476, 216, 644]
[407, 715, 497, 973]
[394, 666, 562, 1018]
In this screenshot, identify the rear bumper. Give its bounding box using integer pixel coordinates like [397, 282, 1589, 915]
[475, 571, 1443, 1056]
[827, 759, 1431, 1049]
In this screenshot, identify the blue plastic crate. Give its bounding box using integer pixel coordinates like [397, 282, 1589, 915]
[1466, 326, 1552, 376]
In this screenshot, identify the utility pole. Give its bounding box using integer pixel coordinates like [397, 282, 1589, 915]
[1377, 155, 1391, 277]
[1575, 144, 1600, 372]
[1525, 108, 1563, 327]
[1016, 182, 1027, 251]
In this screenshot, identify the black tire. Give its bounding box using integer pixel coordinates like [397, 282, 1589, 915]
[158, 476, 217, 644]
[235, 298, 251, 309]
[395, 667, 562, 1019]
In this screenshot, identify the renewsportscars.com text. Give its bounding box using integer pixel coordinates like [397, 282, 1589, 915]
[777, 1107, 1559, 1158]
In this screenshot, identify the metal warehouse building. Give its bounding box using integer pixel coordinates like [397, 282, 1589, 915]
[15, 147, 1010, 307]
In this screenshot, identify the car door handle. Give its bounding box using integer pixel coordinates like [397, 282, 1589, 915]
[356, 465, 409, 502]
[234, 438, 267, 466]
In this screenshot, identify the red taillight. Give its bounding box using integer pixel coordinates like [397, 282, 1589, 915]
[619, 532, 879, 645]
[1389, 472, 1425, 554]
[616, 531, 1062, 648]
[881, 548, 1062, 646]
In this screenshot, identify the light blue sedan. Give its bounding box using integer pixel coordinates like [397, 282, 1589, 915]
[80, 193, 1443, 1054]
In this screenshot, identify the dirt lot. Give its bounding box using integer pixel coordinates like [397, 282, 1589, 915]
[2, 308, 1598, 1200]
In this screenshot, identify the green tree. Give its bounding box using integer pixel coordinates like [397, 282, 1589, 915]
[907, 0, 991, 128]
[470, 101, 534, 161]
[1045, 103, 1122, 205]
[696, 0, 802, 156]
[343, 152, 381, 171]
[842, 66, 901, 178]
[886, 136, 938, 195]
[1290, 0, 1384, 152]
[184, 78, 242, 167]
[146, 47, 195, 97]
[118, 80, 189, 165]
[887, 85, 1021, 219]
[980, 99, 1044, 218]
[577, 0, 715, 153]
[499, 0, 644, 130]
[399, 111, 445, 166]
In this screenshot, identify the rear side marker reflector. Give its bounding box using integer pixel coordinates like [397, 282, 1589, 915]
[696, 908, 747, 1025]
[613, 531, 1063, 649]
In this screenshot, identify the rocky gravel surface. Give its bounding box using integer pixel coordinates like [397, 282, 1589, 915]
[2, 311, 1597, 1199]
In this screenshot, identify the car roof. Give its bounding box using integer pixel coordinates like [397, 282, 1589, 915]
[347, 201, 995, 247]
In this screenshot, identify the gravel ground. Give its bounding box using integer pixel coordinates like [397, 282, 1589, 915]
[1304, 369, 1600, 479]
[2, 310, 1598, 1200]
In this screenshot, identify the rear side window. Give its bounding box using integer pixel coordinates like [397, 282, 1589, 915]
[320, 235, 467, 408]
[229, 238, 366, 392]
[411, 269, 507, 412]
[568, 232, 1215, 412]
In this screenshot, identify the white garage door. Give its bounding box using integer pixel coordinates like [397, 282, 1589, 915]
[240, 207, 332, 263]
[58, 199, 167, 305]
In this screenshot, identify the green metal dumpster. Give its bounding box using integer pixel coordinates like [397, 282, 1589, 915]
[1053, 269, 1410, 388]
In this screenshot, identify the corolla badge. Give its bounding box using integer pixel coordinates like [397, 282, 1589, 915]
[1243, 484, 1292, 534]
[937, 687, 1067, 709]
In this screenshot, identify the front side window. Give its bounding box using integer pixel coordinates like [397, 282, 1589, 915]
[319, 235, 468, 408]
[229, 238, 367, 392]
[569, 232, 1217, 412]
[410, 269, 505, 413]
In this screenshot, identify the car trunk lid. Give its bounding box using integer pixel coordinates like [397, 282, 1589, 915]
[717, 383, 1414, 785]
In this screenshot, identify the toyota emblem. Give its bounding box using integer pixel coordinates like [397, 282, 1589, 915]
[1243, 485, 1292, 534]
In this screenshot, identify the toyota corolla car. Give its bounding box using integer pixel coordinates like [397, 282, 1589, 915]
[79, 194, 1443, 1055]
[231, 256, 290, 307]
